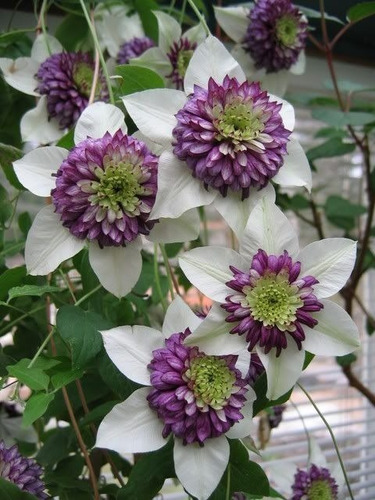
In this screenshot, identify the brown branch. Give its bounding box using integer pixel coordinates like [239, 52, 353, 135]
[342, 365, 375, 406]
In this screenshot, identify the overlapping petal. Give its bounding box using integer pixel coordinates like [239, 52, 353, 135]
[74, 102, 127, 144]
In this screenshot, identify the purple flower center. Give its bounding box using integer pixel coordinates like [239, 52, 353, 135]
[243, 0, 308, 73]
[116, 36, 155, 64]
[52, 130, 158, 248]
[173, 76, 291, 199]
[292, 464, 339, 499]
[0, 441, 48, 499]
[36, 52, 109, 129]
[166, 37, 197, 90]
[147, 330, 248, 445]
[222, 249, 323, 356]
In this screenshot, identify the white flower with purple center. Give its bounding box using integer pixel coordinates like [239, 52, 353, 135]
[13, 102, 199, 298]
[96, 297, 255, 500]
[0, 34, 107, 143]
[130, 11, 207, 90]
[123, 35, 311, 236]
[178, 197, 360, 400]
[214, 1, 307, 96]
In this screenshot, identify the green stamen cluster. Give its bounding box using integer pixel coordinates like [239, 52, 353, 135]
[276, 15, 298, 47]
[89, 156, 147, 217]
[214, 99, 264, 142]
[186, 355, 236, 410]
[307, 480, 335, 500]
[177, 50, 194, 78]
[73, 63, 97, 97]
[246, 273, 302, 330]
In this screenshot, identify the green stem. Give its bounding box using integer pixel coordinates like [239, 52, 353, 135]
[159, 244, 175, 299]
[200, 207, 209, 246]
[79, 0, 115, 104]
[28, 327, 55, 368]
[168, 0, 177, 15]
[58, 269, 77, 303]
[186, 0, 210, 35]
[290, 398, 311, 464]
[153, 243, 167, 312]
[39, 0, 51, 54]
[225, 464, 231, 500]
[74, 284, 102, 307]
[179, 0, 187, 25]
[0, 305, 46, 337]
[298, 383, 354, 500]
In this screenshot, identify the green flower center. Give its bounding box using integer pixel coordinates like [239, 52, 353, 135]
[177, 49, 194, 78]
[276, 15, 299, 47]
[307, 479, 335, 500]
[185, 355, 236, 410]
[214, 99, 264, 142]
[245, 273, 302, 330]
[73, 62, 99, 98]
[88, 156, 147, 216]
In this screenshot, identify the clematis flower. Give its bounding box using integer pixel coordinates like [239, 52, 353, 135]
[130, 11, 207, 90]
[0, 440, 48, 498]
[13, 102, 199, 298]
[94, 3, 154, 64]
[0, 34, 108, 143]
[214, 1, 307, 96]
[178, 196, 360, 400]
[96, 297, 256, 500]
[123, 35, 311, 237]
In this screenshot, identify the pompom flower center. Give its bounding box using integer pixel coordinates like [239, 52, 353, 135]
[307, 480, 335, 499]
[167, 37, 197, 89]
[215, 100, 264, 143]
[222, 249, 323, 355]
[276, 15, 299, 47]
[186, 355, 236, 410]
[73, 62, 96, 97]
[245, 273, 303, 329]
[292, 464, 338, 500]
[177, 49, 194, 78]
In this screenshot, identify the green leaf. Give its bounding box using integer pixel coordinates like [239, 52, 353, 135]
[55, 13, 90, 51]
[18, 212, 32, 236]
[56, 128, 74, 150]
[56, 306, 112, 369]
[7, 358, 50, 391]
[37, 426, 76, 466]
[0, 266, 26, 301]
[0, 143, 25, 190]
[312, 108, 375, 127]
[347, 2, 375, 22]
[306, 137, 355, 162]
[117, 440, 175, 499]
[0, 478, 39, 499]
[22, 392, 55, 427]
[134, 0, 159, 40]
[336, 353, 357, 366]
[298, 6, 344, 24]
[116, 65, 165, 95]
[50, 364, 84, 390]
[7, 284, 61, 302]
[324, 195, 366, 230]
[315, 127, 347, 139]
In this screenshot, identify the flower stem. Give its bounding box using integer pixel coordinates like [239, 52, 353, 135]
[154, 243, 167, 312]
[79, 0, 115, 104]
[186, 0, 210, 36]
[75, 284, 102, 307]
[225, 463, 231, 500]
[298, 383, 354, 500]
[159, 244, 175, 299]
[38, 0, 51, 54]
[28, 327, 55, 369]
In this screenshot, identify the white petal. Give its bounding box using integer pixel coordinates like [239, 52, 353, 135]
[162, 296, 202, 337]
[239, 196, 299, 259]
[174, 436, 229, 500]
[230, 45, 258, 80]
[257, 343, 305, 401]
[88, 240, 142, 298]
[31, 34, 63, 63]
[13, 146, 67, 196]
[302, 299, 360, 356]
[266, 461, 296, 494]
[153, 11, 181, 53]
[184, 35, 246, 95]
[273, 137, 312, 192]
[101, 325, 163, 384]
[130, 47, 171, 78]
[185, 303, 247, 355]
[0, 57, 39, 96]
[226, 388, 255, 439]
[132, 130, 164, 156]
[74, 102, 126, 144]
[270, 94, 295, 131]
[21, 96, 63, 144]
[213, 183, 275, 240]
[214, 6, 249, 44]
[148, 208, 200, 243]
[261, 71, 289, 97]
[298, 238, 357, 298]
[25, 205, 84, 275]
[150, 151, 216, 219]
[96, 388, 167, 453]
[179, 246, 249, 302]
[290, 50, 306, 75]
[122, 89, 186, 147]
[308, 437, 327, 467]
[184, 23, 207, 45]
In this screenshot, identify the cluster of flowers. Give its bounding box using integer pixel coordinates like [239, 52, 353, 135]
[0, 1, 360, 499]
